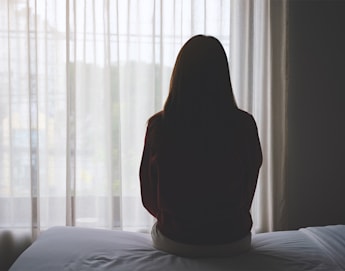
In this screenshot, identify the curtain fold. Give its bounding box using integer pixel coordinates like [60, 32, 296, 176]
[270, 0, 288, 231]
[0, 0, 287, 238]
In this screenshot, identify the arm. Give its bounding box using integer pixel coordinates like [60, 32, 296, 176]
[245, 115, 263, 210]
[139, 124, 159, 218]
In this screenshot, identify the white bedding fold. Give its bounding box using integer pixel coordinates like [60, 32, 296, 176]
[9, 225, 345, 271]
[300, 225, 345, 270]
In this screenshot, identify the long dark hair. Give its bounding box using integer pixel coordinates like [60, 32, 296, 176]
[163, 35, 238, 127]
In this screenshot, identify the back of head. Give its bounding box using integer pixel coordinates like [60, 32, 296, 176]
[163, 35, 237, 127]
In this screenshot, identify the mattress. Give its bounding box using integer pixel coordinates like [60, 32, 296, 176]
[10, 225, 345, 271]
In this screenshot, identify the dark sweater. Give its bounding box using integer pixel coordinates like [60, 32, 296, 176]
[139, 110, 262, 245]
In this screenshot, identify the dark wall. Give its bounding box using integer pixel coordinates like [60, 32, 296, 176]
[286, 0, 345, 229]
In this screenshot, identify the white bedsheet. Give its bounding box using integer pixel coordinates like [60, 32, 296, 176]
[10, 225, 345, 271]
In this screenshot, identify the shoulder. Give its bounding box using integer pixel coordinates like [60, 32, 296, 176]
[147, 111, 164, 128]
[234, 109, 258, 129]
[146, 111, 165, 145]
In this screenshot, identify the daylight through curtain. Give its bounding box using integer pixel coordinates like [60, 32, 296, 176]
[0, 0, 287, 239]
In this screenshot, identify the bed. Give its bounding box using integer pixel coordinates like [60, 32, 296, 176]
[9, 225, 345, 271]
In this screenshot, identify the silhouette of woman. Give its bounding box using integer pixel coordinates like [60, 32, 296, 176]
[140, 35, 262, 257]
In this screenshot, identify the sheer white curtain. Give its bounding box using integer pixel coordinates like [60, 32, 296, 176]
[0, 0, 287, 239]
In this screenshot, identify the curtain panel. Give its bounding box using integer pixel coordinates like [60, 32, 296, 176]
[0, 0, 287, 239]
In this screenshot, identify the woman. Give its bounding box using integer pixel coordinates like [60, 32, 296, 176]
[139, 35, 262, 257]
